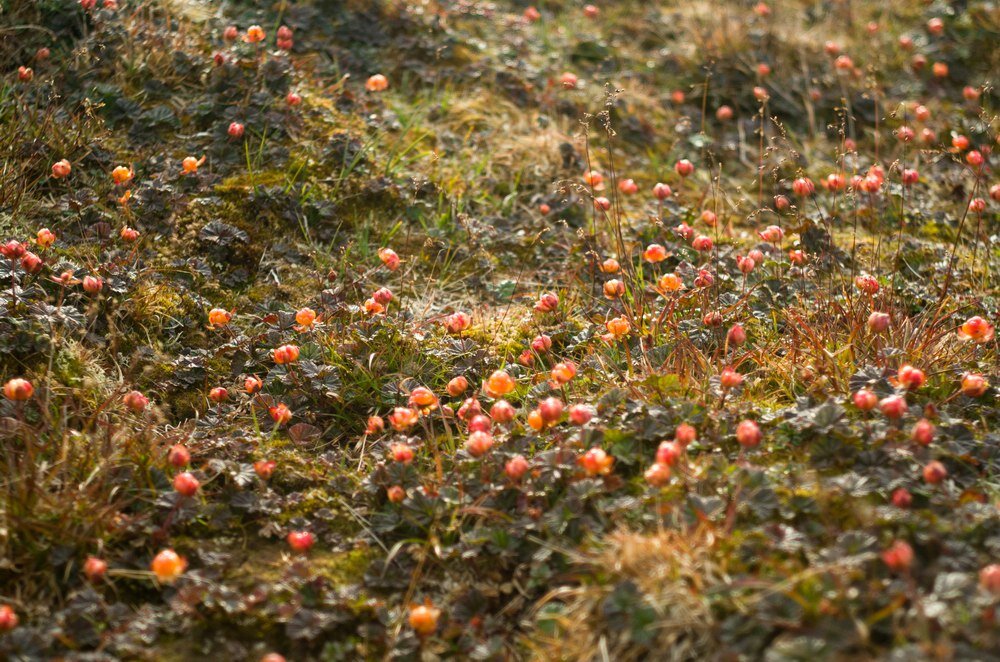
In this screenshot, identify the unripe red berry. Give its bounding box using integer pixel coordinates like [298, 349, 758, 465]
[538, 397, 564, 423]
[505, 455, 529, 481]
[173, 472, 200, 497]
[923, 460, 947, 484]
[468, 414, 492, 433]
[168, 444, 190, 468]
[287, 531, 315, 553]
[879, 394, 907, 419]
[84, 556, 108, 582]
[882, 540, 914, 572]
[736, 420, 762, 448]
[911, 418, 935, 446]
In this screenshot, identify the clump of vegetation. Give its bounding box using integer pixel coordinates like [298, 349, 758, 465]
[1, 0, 998, 659]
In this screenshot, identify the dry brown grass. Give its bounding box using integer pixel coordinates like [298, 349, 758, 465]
[522, 527, 727, 662]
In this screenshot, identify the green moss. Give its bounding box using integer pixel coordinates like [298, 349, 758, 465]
[224, 542, 371, 586]
[312, 547, 372, 585]
[51, 341, 93, 388]
[215, 170, 288, 195]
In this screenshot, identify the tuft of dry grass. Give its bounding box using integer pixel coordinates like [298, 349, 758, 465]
[523, 527, 727, 661]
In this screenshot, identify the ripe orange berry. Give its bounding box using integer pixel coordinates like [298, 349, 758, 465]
[409, 603, 441, 637]
[111, 165, 133, 185]
[181, 155, 204, 174]
[580, 447, 614, 476]
[600, 258, 620, 273]
[720, 367, 743, 389]
[366, 415, 385, 434]
[269, 403, 292, 425]
[387, 485, 406, 503]
[446, 376, 469, 397]
[378, 247, 400, 270]
[295, 307, 317, 327]
[36, 228, 56, 247]
[408, 386, 438, 409]
[550, 362, 577, 385]
[273, 344, 300, 364]
[244, 375, 263, 394]
[658, 273, 684, 292]
[958, 316, 994, 343]
[365, 74, 389, 92]
[484, 370, 516, 398]
[605, 316, 630, 339]
[961, 373, 989, 398]
[244, 25, 265, 43]
[583, 170, 604, 188]
[151, 549, 187, 584]
[254, 460, 276, 479]
[854, 274, 879, 295]
[527, 408, 545, 431]
[208, 308, 232, 327]
[643, 244, 667, 263]
[51, 159, 72, 179]
[388, 407, 418, 431]
[644, 462, 672, 486]
[603, 279, 625, 299]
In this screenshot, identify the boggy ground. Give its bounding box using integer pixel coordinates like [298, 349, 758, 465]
[0, 0, 998, 659]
